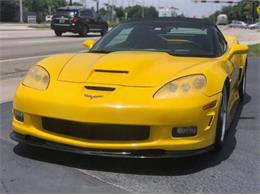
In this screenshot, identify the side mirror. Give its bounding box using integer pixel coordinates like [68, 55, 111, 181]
[83, 39, 96, 49]
[228, 44, 248, 59]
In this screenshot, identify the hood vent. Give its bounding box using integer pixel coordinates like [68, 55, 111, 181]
[94, 69, 129, 74]
[85, 86, 116, 92]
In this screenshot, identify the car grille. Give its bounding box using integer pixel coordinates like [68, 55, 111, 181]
[42, 117, 150, 141]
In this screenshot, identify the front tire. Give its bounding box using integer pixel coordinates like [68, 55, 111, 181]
[79, 25, 88, 37]
[101, 26, 108, 36]
[54, 30, 62, 36]
[214, 85, 228, 151]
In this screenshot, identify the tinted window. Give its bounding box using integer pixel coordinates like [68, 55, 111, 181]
[91, 21, 217, 57]
[55, 10, 78, 17]
[81, 10, 94, 17]
[106, 27, 134, 47]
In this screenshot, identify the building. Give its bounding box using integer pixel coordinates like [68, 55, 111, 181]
[159, 7, 181, 17]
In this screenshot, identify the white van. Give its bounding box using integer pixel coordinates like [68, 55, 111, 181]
[217, 14, 228, 25]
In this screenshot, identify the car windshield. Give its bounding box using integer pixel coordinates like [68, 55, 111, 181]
[91, 21, 217, 57]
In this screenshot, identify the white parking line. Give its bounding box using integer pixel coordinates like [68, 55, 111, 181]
[0, 55, 50, 63]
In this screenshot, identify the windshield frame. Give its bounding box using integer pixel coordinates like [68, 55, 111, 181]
[90, 20, 218, 58]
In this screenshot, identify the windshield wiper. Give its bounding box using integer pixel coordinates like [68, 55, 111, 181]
[89, 50, 112, 54]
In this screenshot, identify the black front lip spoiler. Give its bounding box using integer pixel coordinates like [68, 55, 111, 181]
[10, 132, 214, 159]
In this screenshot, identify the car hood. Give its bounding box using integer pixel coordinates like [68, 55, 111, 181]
[58, 51, 212, 87]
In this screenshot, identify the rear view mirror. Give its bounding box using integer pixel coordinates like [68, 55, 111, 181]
[83, 39, 96, 49]
[228, 44, 248, 59]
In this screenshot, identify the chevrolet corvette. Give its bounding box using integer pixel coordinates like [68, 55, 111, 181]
[11, 17, 248, 158]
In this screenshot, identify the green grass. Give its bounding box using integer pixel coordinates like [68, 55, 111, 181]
[248, 44, 260, 57]
[28, 23, 50, 29]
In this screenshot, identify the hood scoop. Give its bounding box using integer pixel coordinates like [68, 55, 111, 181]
[87, 69, 129, 85]
[85, 86, 116, 92]
[94, 69, 129, 74]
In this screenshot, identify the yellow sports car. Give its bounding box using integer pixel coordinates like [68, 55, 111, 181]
[11, 18, 248, 158]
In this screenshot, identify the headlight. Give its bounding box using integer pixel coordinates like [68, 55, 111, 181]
[22, 66, 50, 90]
[154, 74, 207, 99]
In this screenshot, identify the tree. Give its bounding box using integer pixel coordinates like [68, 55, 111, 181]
[144, 6, 158, 18]
[209, 0, 259, 23]
[125, 5, 158, 20]
[115, 6, 124, 20]
[71, 2, 82, 6]
[125, 5, 143, 19]
[0, 0, 19, 22]
[99, 7, 108, 17]
[97, 4, 158, 23]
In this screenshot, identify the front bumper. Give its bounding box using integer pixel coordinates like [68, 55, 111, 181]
[12, 82, 221, 153]
[10, 132, 214, 158]
[51, 23, 80, 33]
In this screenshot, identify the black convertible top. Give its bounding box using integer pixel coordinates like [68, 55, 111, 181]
[123, 17, 214, 26]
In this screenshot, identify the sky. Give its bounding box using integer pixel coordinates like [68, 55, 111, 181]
[72, 0, 241, 18]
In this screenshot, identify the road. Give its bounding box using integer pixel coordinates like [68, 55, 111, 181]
[0, 30, 94, 60]
[218, 26, 260, 45]
[0, 29, 260, 193]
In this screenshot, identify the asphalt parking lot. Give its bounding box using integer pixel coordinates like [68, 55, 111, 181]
[0, 28, 259, 193]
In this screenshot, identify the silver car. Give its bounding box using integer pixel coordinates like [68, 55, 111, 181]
[229, 20, 248, 29]
[249, 22, 260, 30]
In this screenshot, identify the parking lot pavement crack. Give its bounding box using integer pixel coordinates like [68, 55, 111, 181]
[75, 168, 132, 193]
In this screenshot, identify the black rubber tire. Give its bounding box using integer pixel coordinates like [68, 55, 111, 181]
[54, 30, 62, 36]
[239, 68, 247, 101]
[101, 26, 108, 36]
[79, 25, 88, 37]
[214, 85, 228, 151]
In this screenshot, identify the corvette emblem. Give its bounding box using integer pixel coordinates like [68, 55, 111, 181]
[84, 94, 104, 99]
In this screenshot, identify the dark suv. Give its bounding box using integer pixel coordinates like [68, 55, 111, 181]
[51, 6, 108, 37]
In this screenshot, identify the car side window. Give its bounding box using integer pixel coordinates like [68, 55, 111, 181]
[81, 10, 94, 17]
[91, 10, 97, 18]
[80, 10, 86, 16]
[216, 29, 227, 56]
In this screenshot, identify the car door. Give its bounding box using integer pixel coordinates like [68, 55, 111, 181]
[232, 21, 237, 28]
[234, 21, 239, 28]
[238, 22, 244, 28]
[80, 9, 97, 30]
[91, 10, 105, 30]
[97, 14, 107, 30]
[88, 10, 100, 30]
